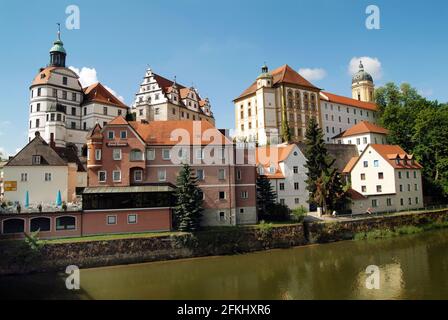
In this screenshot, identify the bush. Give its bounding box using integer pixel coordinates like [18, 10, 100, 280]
[291, 206, 307, 222]
[259, 203, 290, 222]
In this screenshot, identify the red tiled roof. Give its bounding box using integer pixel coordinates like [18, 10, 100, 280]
[337, 121, 389, 138]
[370, 144, 422, 169]
[343, 156, 359, 174]
[343, 145, 422, 173]
[321, 92, 377, 111]
[83, 82, 127, 108]
[347, 188, 367, 200]
[108, 115, 129, 125]
[256, 144, 296, 180]
[235, 64, 319, 101]
[129, 120, 232, 145]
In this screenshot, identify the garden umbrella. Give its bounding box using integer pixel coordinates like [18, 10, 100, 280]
[56, 190, 62, 206]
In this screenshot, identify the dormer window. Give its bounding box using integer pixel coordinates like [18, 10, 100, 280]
[396, 158, 401, 165]
[32, 155, 41, 165]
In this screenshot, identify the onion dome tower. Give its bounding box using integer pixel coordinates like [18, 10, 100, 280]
[49, 23, 67, 67]
[352, 61, 375, 102]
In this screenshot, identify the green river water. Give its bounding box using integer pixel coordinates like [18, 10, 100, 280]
[1, 229, 448, 300]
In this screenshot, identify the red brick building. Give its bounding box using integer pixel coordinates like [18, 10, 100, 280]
[85, 116, 257, 227]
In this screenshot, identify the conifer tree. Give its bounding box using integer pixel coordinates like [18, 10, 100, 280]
[256, 174, 277, 214]
[174, 163, 203, 232]
[304, 117, 335, 207]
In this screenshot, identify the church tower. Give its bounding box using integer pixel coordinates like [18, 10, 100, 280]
[49, 24, 67, 68]
[352, 61, 375, 102]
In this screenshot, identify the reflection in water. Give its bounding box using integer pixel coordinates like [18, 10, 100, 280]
[1, 229, 448, 300]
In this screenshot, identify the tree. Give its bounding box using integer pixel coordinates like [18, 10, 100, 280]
[313, 168, 350, 215]
[280, 105, 291, 143]
[376, 82, 448, 203]
[304, 117, 334, 206]
[256, 174, 277, 214]
[174, 163, 203, 232]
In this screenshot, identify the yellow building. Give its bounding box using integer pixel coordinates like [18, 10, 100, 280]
[233, 64, 322, 145]
[352, 61, 375, 102]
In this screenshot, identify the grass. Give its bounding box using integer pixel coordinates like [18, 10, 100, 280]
[43, 231, 183, 244]
[354, 220, 448, 241]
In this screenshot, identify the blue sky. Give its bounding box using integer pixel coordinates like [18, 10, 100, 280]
[0, 0, 447, 156]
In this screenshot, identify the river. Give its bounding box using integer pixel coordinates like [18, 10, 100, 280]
[1, 229, 448, 300]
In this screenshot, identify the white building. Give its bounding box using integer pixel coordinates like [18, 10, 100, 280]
[256, 144, 308, 210]
[3, 132, 87, 206]
[320, 61, 379, 142]
[332, 121, 389, 154]
[234, 64, 322, 145]
[343, 144, 424, 214]
[28, 29, 128, 154]
[131, 68, 214, 124]
[320, 92, 379, 143]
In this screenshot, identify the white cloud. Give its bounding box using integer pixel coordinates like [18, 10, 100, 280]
[69, 66, 98, 87]
[69, 66, 125, 103]
[298, 68, 327, 81]
[104, 85, 125, 103]
[348, 56, 383, 80]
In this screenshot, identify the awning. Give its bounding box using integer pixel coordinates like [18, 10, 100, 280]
[83, 185, 175, 194]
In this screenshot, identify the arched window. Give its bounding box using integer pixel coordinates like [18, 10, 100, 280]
[295, 92, 301, 109]
[130, 149, 143, 161]
[2, 219, 25, 234]
[287, 90, 293, 108]
[30, 217, 51, 232]
[303, 93, 309, 110]
[56, 216, 76, 231]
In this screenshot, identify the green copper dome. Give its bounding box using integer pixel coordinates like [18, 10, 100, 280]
[352, 61, 373, 84]
[50, 39, 66, 54]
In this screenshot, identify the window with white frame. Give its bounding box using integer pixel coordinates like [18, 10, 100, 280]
[236, 170, 242, 180]
[120, 131, 127, 139]
[21, 173, 28, 182]
[107, 215, 117, 225]
[130, 149, 143, 161]
[128, 214, 137, 224]
[113, 170, 121, 182]
[45, 173, 52, 181]
[113, 149, 122, 160]
[158, 170, 166, 181]
[241, 191, 248, 199]
[146, 149, 155, 160]
[293, 166, 298, 174]
[98, 171, 107, 182]
[108, 131, 114, 139]
[162, 149, 171, 160]
[95, 149, 102, 161]
[196, 169, 205, 181]
[219, 191, 226, 200]
[218, 169, 225, 180]
[134, 170, 143, 182]
[32, 155, 41, 165]
[279, 183, 285, 191]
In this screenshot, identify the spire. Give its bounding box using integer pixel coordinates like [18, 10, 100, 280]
[172, 75, 177, 88]
[261, 62, 268, 74]
[49, 23, 67, 67]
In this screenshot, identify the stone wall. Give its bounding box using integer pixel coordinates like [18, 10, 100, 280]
[1, 209, 447, 276]
[307, 209, 448, 243]
[0, 224, 306, 275]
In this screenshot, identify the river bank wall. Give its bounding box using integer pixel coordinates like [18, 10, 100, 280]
[1, 209, 447, 275]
